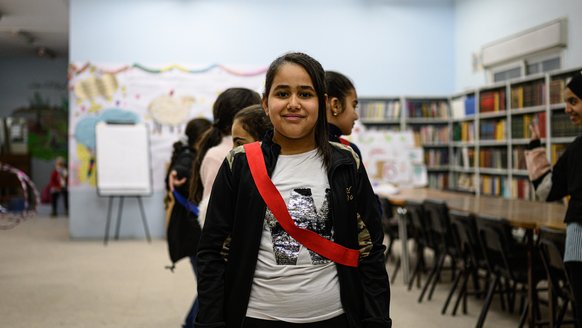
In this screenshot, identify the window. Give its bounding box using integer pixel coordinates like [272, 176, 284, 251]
[487, 51, 562, 83]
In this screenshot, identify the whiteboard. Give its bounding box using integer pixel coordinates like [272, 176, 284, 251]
[95, 122, 152, 196]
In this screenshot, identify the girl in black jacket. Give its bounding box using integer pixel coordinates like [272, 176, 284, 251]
[196, 52, 391, 328]
[165, 117, 211, 328]
[525, 71, 582, 326]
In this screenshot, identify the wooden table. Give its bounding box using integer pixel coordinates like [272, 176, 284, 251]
[381, 188, 566, 328]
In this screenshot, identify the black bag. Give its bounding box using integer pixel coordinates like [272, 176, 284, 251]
[166, 198, 202, 267]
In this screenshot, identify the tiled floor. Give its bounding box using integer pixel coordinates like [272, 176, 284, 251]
[1, 214, 529, 327]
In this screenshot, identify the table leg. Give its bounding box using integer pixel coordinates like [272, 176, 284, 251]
[526, 228, 535, 328]
[397, 206, 410, 285]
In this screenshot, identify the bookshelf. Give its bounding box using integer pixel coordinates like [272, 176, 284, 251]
[450, 92, 477, 193]
[358, 67, 582, 200]
[358, 97, 403, 130]
[404, 96, 451, 190]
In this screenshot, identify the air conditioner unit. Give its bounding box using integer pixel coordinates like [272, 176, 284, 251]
[481, 18, 567, 67]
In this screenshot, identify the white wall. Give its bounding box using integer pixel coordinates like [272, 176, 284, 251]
[454, 0, 582, 91]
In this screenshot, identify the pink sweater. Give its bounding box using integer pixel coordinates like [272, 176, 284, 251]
[200, 136, 233, 199]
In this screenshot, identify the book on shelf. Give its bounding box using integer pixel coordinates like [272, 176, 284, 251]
[480, 90, 506, 113]
[551, 144, 568, 165]
[479, 148, 508, 169]
[465, 96, 476, 116]
[510, 177, 534, 200]
[550, 79, 566, 104]
[453, 121, 475, 142]
[451, 97, 465, 119]
[480, 175, 507, 197]
[406, 100, 449, 119]
[511, 147, 527, 170]
[551, 111, 582, 137]
[452, 147, 474, 168]
[412, 125, 449, 145]
[511, 81, 545, 109]
[452, 172, 475, 192]
[479, 119, 506, 141]
[511, 112, 546, 139]
[428, 172, 448, 189]
[360, 100, 401, 121]
[425, 149, 449, 166]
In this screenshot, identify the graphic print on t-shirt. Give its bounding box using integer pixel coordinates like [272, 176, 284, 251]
[265, 188, 332, 265]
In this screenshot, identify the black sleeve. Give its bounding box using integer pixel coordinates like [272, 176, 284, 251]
[169, 151, 195, 195]
[195, 158, 235, 327]
[527, 139, 542, 150]
[356, 163, 392, 327]
[546, 144, 571, 201]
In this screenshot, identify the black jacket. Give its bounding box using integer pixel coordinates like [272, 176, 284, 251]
[329, 123, 363, 159]
[196, 135, 391, 328]
[529, 136, 582, 224]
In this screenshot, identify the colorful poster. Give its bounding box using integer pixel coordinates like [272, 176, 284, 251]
[349, 122, 427, 188]
[68, 63, 266, 193]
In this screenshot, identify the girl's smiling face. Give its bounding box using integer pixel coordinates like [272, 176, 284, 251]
[263, 63, 319, 151]
[565, 87, 582, 126]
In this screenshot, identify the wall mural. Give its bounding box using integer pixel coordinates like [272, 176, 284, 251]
[68, 63, 266, 192]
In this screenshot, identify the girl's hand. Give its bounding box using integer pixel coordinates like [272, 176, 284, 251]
[529, 119, 541, 141]
[168, 170, 186, 192]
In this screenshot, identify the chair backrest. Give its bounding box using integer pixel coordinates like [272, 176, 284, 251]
[406, 201, 431, 249]
[538, 226, 573, 300]
[450, 210, 484, 268]
[380, 197, 398, 239]
[423, 199, 456, 255]
[476, 215, 523, 281]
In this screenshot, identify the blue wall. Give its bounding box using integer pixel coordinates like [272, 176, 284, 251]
[71, 0, 455, 96]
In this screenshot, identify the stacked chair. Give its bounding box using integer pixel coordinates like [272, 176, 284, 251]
[538, 226, 579, 327]
[443, 210, 489, 316]
[475, 215, 546, 328]
[404, 201, 432, 292]
[418, 200, 460, 303]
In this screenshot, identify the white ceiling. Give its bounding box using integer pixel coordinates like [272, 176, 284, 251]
[0, 0, 69, 59]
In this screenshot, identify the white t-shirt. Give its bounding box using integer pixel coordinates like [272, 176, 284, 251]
[246, 148, 343, 323]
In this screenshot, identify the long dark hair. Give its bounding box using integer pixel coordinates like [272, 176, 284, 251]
[263, 52, 332, 169]
[233, 104, 272, 141]
[189, 88, 261, 203]
[325, 70, 355, 114]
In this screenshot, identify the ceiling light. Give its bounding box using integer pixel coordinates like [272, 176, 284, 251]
[36, 47, 56, 59]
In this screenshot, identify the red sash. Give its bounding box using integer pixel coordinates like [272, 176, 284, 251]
[339, 137, 351, 146]
[244, 142, 359, 267]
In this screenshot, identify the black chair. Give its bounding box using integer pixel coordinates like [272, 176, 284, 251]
[476, 215, 545, 328]
[405, 201, 432, 292]
[442, 210, 488, 316]
[419, 199, 459, 303]
[538, 226, 578, 327]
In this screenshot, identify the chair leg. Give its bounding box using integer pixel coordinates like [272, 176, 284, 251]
[556, 299, 570, 328]
[418, 255, 440, 303]
[408, 261, 421, 291]
[452, 269, 470, 316]
[442, 266, 464, 315]
[391, 257, 401, 283]
[518, 297, 529, 328]
[385, 237, 395, 263]
[428, 254, 447, 301]
[476, 275, 499, 328]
